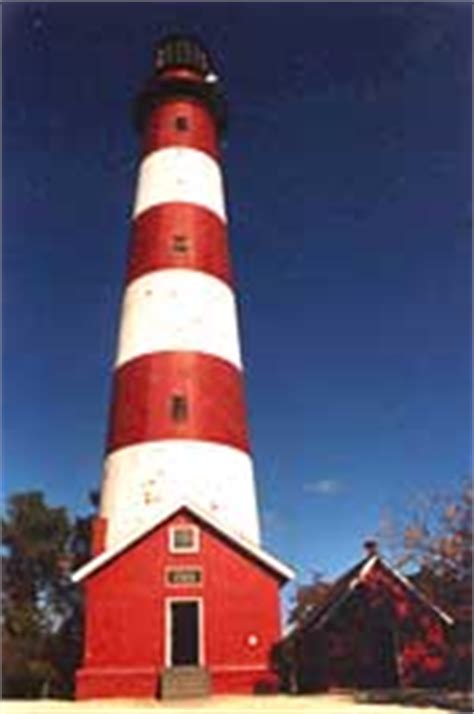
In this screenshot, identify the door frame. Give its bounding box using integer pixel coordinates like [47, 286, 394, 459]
[165, 596, 204, 667]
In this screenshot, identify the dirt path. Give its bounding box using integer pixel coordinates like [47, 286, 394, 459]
[0, 695, 447, 713]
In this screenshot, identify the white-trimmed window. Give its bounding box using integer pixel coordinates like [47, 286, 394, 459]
[169, 525, 200, 553]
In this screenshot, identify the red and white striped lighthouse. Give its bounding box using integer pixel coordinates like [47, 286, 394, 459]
[101, 36, 261, 549]
[74, 37, 293, 700]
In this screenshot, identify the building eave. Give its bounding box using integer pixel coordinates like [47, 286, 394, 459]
[375, 557, 455, 626]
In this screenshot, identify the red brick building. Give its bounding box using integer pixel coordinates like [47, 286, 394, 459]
[73, 501, 292, 698]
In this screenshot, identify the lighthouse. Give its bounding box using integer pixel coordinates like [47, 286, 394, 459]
[73, 36, 293, 700]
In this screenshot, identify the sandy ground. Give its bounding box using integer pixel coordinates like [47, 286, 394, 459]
[0, 695, 452, 714]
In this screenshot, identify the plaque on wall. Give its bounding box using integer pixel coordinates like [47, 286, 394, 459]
[166, 568, 202, 585]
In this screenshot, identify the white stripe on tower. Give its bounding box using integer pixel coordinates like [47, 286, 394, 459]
[101, 440, 260, 547]
[115, 269, 242, 369]
[133, 147, 227, 222]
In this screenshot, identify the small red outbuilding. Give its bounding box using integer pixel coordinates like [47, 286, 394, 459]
[72, 500, 293, 699]
[276, 545, 454, 693]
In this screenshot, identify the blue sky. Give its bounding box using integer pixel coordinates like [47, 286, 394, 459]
[3, 3, 471, 605]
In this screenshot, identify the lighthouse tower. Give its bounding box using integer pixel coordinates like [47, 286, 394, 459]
[73, 37, 293, 700]
[101, 37, 260, 550]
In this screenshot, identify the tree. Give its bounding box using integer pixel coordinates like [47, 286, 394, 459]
[287, 572, 333, 626]
[1, 491, 94, 698]
[377, 481, 472, 606]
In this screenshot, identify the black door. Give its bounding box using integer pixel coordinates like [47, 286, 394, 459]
[171, 602, 199, 666]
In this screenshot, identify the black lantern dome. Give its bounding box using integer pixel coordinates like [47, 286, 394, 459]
[134, 35, 226, 134]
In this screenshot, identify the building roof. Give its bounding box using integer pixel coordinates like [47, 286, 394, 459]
[286, 553, 454, 639]
[71, 498, 295, 583]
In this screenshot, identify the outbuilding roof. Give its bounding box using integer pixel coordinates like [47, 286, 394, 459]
[285, 553, 453, 639]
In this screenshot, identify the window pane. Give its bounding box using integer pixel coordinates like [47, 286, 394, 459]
[174, 528, 194, 548]
[171, 395, 188, 422]
[175, 116, 189, 131]
[172, 235, 189, 254]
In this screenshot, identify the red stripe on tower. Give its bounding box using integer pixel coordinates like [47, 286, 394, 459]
[141, 97, 220, 161]
[107, 352, 250, 453]
[99, 35, 260, 548]
[127, 204, 233, 286]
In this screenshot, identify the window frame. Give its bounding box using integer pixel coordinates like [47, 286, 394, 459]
[168, 525, 200, 554]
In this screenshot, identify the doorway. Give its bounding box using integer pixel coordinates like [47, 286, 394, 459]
[168, 600, 200, 666]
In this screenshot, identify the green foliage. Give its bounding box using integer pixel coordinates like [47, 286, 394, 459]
[3, 492, 70, 614]
[1, 491, 93, 698]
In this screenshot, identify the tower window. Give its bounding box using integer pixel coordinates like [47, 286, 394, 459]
[175, 116, 189, 132]
[170, 394, 188, 422]
[169, 525, 200, 553]
[172, 235, 189, 254]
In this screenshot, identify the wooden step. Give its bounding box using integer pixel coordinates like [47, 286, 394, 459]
[161, 666, 211, 699]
